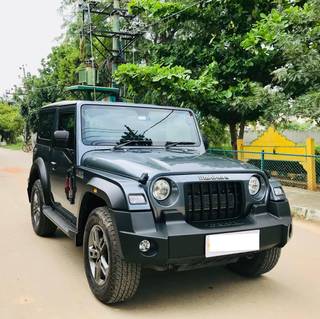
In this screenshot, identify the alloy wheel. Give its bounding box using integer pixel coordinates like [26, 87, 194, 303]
[88, 225, 109, 286]
[32, 191, 41, 227]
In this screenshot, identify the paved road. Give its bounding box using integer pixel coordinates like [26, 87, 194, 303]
[1, 147, 320, 319]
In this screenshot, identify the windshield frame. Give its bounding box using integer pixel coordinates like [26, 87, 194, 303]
[80, 103, 202, 148]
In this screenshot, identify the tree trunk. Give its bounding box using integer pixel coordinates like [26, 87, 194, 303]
[229, 123, 238, 151]
[239, 120, 245, 140]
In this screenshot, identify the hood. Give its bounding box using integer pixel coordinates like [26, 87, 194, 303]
[82, 149, 257, 180]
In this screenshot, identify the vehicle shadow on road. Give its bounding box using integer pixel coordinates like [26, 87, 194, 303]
[111, 267, 284, 312]
[49, 230, 285, 312]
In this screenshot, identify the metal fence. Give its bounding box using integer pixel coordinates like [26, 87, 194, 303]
[208, 148, 320, 191]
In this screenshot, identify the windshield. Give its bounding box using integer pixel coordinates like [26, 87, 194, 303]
[81, 104, 200, 147]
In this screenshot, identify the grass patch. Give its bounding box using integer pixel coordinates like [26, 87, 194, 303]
[0, 141, 23, 150]
[210, 144, 233, 151]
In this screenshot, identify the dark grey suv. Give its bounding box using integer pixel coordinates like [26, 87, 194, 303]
[28, 101, 292, 304]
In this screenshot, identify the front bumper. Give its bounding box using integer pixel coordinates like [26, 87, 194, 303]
[114, 200, 292, 266]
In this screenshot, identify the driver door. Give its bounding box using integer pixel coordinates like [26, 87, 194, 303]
[49, 106, 76, 213]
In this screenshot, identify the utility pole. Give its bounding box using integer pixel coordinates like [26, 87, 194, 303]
[19, 64, 31, 143]
[71, 0, 143, 100]
[112, 0, 120, 87]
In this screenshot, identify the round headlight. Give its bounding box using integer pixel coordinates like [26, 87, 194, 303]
[152, 179, 171, 201]
[249, 176, 260, 195]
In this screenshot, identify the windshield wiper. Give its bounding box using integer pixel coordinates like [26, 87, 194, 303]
[113, 139, 153, 150]
[165, 141, 196, 149]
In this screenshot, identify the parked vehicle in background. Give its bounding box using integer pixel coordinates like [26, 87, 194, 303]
[27, 101, 292, 304]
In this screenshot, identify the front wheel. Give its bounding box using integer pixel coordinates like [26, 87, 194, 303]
[227, 247, 281, 277]
[83, 207, 141, 304]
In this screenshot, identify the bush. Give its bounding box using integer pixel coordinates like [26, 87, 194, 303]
[0, 103, 24, 144]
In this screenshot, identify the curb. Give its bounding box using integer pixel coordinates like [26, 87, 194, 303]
[291, 205, 320, 222]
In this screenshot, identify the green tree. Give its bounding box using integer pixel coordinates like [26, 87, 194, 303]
[115, 0, 286, 149]
[243, 0, 320, 125]
[14, 43, 80, 132]
[0, 103, 24, 144]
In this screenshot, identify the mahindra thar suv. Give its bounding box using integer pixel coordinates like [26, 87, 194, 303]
[27, 101, 292, 304]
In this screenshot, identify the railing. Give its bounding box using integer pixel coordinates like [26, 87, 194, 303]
[208, 148, 320, 191]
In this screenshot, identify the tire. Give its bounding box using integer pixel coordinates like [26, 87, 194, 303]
[30, 179, 57, 237]
[227, 247, 281, 277]
[83, 207, 141, 304]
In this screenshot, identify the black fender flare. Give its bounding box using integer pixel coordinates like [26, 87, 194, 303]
[85, 177, 128, 211]
[28, 158, 52, 205]
[76, 177, 128, 247]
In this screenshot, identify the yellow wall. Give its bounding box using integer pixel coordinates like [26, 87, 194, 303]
[237, 127, 317, 190]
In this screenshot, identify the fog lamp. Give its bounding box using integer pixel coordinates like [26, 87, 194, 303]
[139, 240, 151, 253]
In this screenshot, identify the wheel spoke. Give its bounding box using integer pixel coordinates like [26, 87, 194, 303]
[92, 228, 100, 248]
[100, 256, 109, 277]
[98, 236, 106, 251]
[95, 260, 102, 282]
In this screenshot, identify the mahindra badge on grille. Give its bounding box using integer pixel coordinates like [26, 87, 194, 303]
[198, 176, 229, 181]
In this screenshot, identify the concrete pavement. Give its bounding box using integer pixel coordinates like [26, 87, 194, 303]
[1, 147, 320, 319]
[284, 186, 320, 222]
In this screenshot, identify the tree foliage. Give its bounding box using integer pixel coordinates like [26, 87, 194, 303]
[243, 0, 320, 125]
[116, 0, 286, 148]
[0, 103, 24, 143]
[10, 0, 320, 148]
[14, 43, 80, 131]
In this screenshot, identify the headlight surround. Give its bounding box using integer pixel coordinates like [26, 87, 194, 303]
[152, 179, 171, 201]
[248, 176, 261, 196]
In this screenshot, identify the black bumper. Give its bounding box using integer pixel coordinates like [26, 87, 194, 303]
[114, 200, 292, 266]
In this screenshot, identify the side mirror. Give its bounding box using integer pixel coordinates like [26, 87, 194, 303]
[54, 130, 69, 148]
[202, 134, 209, 150]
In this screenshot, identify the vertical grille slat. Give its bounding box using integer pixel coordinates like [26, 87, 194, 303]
[184, 181, 243, 225]
[217, 183, 221, 220]
[199, 183, 204, 221]
[191, 183, 195, 213]
[233, 182, 238, 217]
[225, 182, 229, 218]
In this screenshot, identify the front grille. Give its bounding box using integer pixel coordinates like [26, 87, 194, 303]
[184, 181, 244, 224]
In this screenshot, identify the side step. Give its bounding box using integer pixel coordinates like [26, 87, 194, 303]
[43, 205, 77, 239]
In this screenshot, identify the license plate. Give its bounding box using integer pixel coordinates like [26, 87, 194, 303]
[205, 230, 260, 258]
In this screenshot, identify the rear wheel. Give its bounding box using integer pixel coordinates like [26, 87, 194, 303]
[30, 180, 57, 237]
[228, 247, 281, 277]
[83, 207, 141, 304]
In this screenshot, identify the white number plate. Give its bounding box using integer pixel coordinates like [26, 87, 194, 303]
[205, 230, 260, 258]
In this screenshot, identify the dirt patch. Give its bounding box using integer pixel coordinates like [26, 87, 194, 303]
[0, 167, 27, 174]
